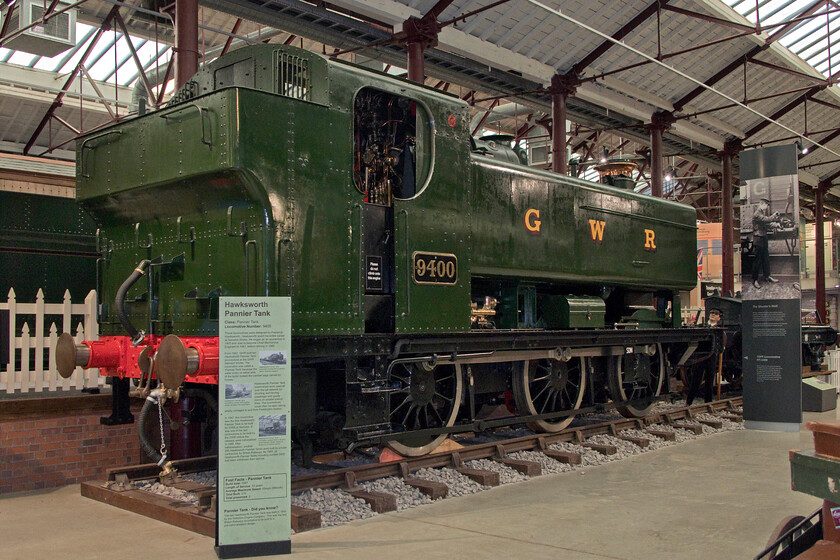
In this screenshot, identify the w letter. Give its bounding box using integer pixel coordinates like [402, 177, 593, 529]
[588, 219, 605, 243]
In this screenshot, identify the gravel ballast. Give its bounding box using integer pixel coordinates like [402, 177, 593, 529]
[133, 402, 745, 531]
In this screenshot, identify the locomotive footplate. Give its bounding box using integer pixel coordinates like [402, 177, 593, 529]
[292, 328, 720, 360]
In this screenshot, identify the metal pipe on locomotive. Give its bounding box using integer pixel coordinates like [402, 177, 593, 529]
[56, 44, 720, 461]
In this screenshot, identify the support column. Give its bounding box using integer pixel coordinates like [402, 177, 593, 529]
[720, 140, 741, 297]
[551, 89, 566, 175]
[175, 0, 199, 89]
[400, 16, 439, 84]
[407, 40, 425, 83]
[549, 74, 578, 175]
[648, 112, 674, 198]
[816, 182, 829, 323]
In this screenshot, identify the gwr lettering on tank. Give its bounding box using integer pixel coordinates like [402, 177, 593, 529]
[587, 218, 656, 252]
[644, 229, 657, 251]
[588, 219, 605, 243]
[524, 208, 541, 234]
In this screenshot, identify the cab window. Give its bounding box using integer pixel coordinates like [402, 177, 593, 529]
[353, 88, 433, 204]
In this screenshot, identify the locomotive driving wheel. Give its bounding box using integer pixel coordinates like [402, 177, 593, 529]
[512, 358, 587, 432]
[607, 344, 665, 418]
[386, 362, 463, 456]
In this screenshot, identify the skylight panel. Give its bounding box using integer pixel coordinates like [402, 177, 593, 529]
[1, 19, 175, 88]
[723, 0, 837, 80]
[7, 50, 37, 66]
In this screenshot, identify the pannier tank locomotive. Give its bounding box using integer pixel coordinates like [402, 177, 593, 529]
[56, 44, 717, 459]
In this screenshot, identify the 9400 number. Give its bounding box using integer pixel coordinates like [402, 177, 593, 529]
[413, 252, 457, 285]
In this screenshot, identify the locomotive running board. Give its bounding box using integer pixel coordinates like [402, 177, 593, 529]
[385, 344, 650, 375]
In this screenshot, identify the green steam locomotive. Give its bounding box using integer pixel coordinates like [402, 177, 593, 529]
[57, 44, 717, 457]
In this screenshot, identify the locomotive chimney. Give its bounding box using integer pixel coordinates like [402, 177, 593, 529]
[593, 159, 639, 191]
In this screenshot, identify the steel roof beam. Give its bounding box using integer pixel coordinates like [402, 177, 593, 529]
[660, 4, 755, 32]
[582, 29, 758, 84]
[79, 64, 116, 119]
[23, 6, 119, 155]
[801, 128, 840, 161]
[113, 11, 156, 104]
[679, 84, 821, 120]
[51, 27, 99, 72]
[471, 99, 500, 136]
[748, 57, 833, 83]
[743, 86, 825, 139]
[802, 158, 840, 169]
[221, 18, 243, 56]
[821, 164, 840, 188]
[570, 0, 671, 77]
[673, 0, 829, 112]
[51, 114, 80, 135]
[102, 40, 148, 82]
[0, 1, 15, 46]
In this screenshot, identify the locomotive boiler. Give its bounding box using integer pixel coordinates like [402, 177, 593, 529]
[56, 44, 718, 459]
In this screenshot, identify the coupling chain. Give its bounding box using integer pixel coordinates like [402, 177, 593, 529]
[157, 399, 167, 460]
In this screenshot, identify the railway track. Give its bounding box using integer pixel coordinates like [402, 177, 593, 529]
[80, 397, 743, 535]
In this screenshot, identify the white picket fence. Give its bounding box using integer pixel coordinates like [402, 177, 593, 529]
[1, 288, 102, 393]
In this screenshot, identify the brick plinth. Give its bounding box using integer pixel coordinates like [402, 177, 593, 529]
[0, 395, 145, 494]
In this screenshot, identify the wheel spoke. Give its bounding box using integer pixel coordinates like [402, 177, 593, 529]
[411, 405, 421, 428]
[391, 369, 411, 383]
[561, 387, 572, 407]
[430, 404, 444, 425]
[549, 389, 560, 411]
[532, 382, 552, 403]
[539, 390, 556, 413]
[391, 396, 411, 416]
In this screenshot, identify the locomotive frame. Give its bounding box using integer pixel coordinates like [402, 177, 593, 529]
[56, 44, 721, 459]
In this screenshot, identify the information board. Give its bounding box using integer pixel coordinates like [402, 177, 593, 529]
[740, 145, 802, 431]
[216, 297, 291, 558]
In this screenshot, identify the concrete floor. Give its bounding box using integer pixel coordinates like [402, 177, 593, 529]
[2, 405, 838, 560]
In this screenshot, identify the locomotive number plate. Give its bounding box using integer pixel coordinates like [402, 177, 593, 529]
[413, 252, 457, 285]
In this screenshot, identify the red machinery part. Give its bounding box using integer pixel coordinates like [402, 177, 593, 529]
[154, 335, 220, 386]
[184, 337, 219, 382]
[82, 339, 123, 370]
[57, 332, 219, 384]
[56, 333, 160, 379]
[96, 335, 159, 378]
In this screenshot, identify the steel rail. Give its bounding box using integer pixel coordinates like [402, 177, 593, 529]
[289, 396, 742, 492]
[99, 397, 742, 493]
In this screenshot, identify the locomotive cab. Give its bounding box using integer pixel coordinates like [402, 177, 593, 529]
[352, 87, 435, 332]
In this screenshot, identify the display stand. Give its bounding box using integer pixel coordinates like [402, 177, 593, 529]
[216, 297, 292, 558]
